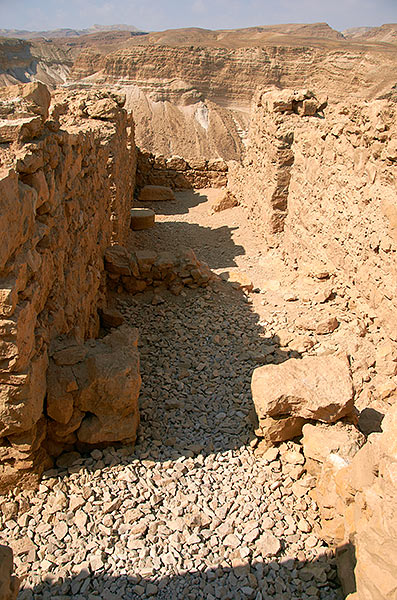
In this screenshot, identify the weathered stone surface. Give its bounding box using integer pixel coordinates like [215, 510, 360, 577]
[130, 207, 155, 230]
[100, 307, 124, 328]
[0, 116, 43, 142]
[46, 327, 141, 451]
[0, 545, 19, 600]
[0, 84, 137, 491]
[211, 190, 239, 213]
[139, 185, 175, 201]
[302, 422, 365, 474]
[0, 81, 51, 118]
[252, 354, 354, 440]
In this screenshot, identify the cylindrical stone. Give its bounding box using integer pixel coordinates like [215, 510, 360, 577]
[130, 208, 155, 230]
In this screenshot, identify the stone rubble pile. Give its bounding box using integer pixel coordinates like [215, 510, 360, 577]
[105, 245, 217, 296]
[0, 289, 343, 600]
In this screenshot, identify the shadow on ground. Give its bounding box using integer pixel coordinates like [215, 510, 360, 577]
[133, 190, 211, 216]
[14, 194, 345, 600]
[129, 220, 245, 269]
[18, 553, 343, 600]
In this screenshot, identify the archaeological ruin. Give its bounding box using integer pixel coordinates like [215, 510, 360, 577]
[0, 21, 396, 600]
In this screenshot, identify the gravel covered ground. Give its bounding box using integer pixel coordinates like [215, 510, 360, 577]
[0, 191, 344, 600]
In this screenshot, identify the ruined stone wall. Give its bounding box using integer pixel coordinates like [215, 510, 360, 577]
[229, 89, 397, 341]
[0, 83, 138, 492]
[231, 88, 397, 599]
[137, 150, 228, 192]
[284, 97, 397, 344]
[302, 402, 397, 600]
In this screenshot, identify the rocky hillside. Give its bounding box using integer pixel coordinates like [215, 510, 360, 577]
[343, 23, 397, 43]
[0, 38, 72, 87]
[1, 23, 397, 158]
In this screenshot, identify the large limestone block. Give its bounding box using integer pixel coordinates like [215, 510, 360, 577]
[74, 327, 141, 418]
[251, 354, 354, 444]
[47, 327, 141, 449]
[77, 410, 139, 445]
[139, 185, 175, 201]
[0, 81, 51, 118]
[0, 545, 19, 600]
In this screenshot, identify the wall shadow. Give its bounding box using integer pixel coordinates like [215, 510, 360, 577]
[18, 554, 343, 599]
[133, 190, 213, 216]
[8, 216, 344, 599]
[129, 220, 245, 270]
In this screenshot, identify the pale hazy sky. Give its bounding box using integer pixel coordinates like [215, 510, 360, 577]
[1, 0, 396, 32]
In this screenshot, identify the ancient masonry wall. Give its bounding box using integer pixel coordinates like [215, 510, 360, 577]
[229, 89, 397, 341]
[136, 150, 228, 191]
[229, 88, 397, 599]
[0, 83, 139, 493]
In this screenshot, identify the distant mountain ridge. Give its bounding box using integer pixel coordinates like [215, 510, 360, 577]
[343, 23, 397, 42]
[0, 24, 144, 40]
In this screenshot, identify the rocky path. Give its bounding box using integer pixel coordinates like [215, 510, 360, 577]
[0, 190, 345, 599]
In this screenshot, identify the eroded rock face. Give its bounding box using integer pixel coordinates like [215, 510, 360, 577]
[0, 545, 19, 600]
[251, 354, 354, 446]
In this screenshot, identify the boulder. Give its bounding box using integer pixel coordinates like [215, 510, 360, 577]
[139, 185, 175, 201]
[46, 327, 141, 450]
[210, 190, 238, 213]
[251, 354, 354, 445]
[0, 81, 51, 119]
[100, 307, 124, 328]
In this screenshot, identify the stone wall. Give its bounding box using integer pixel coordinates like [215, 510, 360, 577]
[230, 88, 397, 599]
[228, 89, 397, 341]
[302, 404, 397, 600]
[105, 245, 216, 296]
[137, 150, 228, 192]
[0, 83, 139, 492]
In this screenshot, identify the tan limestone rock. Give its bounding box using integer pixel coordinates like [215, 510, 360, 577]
[210, 190, 239, 213]
[46, 327, 141, 450]
[100, 307, 124, 328]
[139, 185, 175, 201]
[302, 422, 365, 474]
[252, 354, 354, 445]
[130, 207, 155, 230]
[252, 353, 354, 423]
